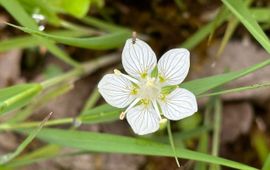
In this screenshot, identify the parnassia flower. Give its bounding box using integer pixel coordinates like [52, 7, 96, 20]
[98, 38, 198, 135]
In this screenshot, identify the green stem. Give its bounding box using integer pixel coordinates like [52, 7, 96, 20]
[41, 69, 83, 89]
[81, 87, 100, 112]
[198, 82, 270, 98]
[0, 117, 73, 131]
[210, 98, 222, 170]
[167, 121, 180, 167]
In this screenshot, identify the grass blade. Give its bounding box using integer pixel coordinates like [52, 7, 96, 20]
[181, 58, 270, 95]
[0, 84, 42, 116]
[21, 128, 258, 170]
[222, 0, 270, 54]
[7, 23, 130, 50]
[181, 7, 229, 49]
[0, 112, 52, 164]
[198, 81, 270, 97]
[0, 30, 90, 52]
[262, 154, 270, 170]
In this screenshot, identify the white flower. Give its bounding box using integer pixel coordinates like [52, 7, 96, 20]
[98, 38, 198, 135]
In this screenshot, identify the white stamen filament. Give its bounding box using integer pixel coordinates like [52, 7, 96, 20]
[114, 69, 139, 84]
[120, 98, 141, 120]
[152, 100, 162, 120]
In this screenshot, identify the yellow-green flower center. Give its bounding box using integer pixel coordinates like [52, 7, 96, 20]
[138, 76, 161, 101]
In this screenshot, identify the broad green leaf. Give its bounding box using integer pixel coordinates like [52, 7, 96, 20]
[24, 128, 258, 170]
[0, 113, 51, 164]
[46, 0, 91, 18]
[262, 154, 270, 170]
[8, 24, 130, 50]
[0, 84, 42, 116]
[222, 0, 270, 54]
[0, 0, 79, 67]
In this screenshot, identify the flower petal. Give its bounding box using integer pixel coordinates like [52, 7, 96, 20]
[159, 88, 197, 120]
[122, 38, 157, 79]
[157, 48, 190, 85]
[126, 104, 160, 135]
[98, 74, 135, 108]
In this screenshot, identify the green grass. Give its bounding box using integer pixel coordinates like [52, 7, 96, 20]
[1, 0, 270, 169]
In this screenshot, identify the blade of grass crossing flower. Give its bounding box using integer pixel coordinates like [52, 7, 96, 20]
[0, 112, 52, 164]
[262, 154, 270, 170]
[22, 128, 258, 170]
[222, 0, 270, 54]
[0, 0, 79, 67]
[167, 121, 180, 167]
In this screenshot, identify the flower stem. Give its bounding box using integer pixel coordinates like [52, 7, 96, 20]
[167, 121, 180, 167]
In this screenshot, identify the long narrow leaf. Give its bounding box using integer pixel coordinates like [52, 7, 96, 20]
[0, 113, 52, 164]
[222, 0, 270, 54]
[7, 24, 130, 50]
[23, 128, 258, 170]
[0, 84, 42, 116]
[0, 30, 90, 52]
[181, 58, 270, 95]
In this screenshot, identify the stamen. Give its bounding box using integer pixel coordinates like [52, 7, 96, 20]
[119, 98, 141, 120]
[114, 69, 139, 84]
[152, 100, 162, 120]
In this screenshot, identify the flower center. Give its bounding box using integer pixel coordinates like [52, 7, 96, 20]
[138, 76, 161, 100]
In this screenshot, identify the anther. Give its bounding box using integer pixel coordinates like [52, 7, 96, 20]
[114, 69, 121, 75]
[119, 112, 126, 120]
[119, 98, 141, 120]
